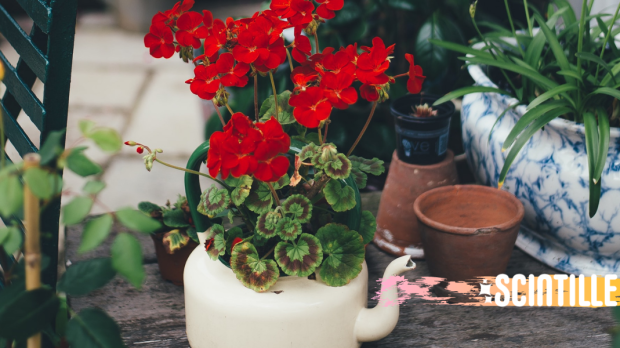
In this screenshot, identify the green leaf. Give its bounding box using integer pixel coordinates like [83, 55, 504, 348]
[526, 84, 578, 111]
[83, 181, 106, 195]
[226, 175, 253, 206]
[498, 107, 572, 188]
[204, 224, 227, 260]
[230, 241, 279, 292]
[315, 223, 365, 287]
[0, 227, 22, 254]
[66, 148, 102, 177]
[245, 181, 273, 214]
[299, 143, 320, 161]
[78, 214, 113, 254]
[594, 107, 611, 183]
[534, 13, 575, 85]
[488, 103, 520, 143]
[276, 217, 302, 241]
[588, 87, 620, 101]
[187, 226, 199, 243]
[350, 168, 367, 189]
[57, 258, 116, 296]
[282, 194, 312, 223]
[78, 119, 96, 136]
[225, 227, 244, 253]
[63, 197, 94, 226]
[275, 233, 323, 277]
[427, 39, 494, 60]
[272, 174, 290, 190]
[601, 61, 620, 86]
[323, 180, 356, 212]
[39, 130, 65, 165]
[575, 52, 615, 82]
[359, 211, 376, 245]
[0, 288, 60, 341]
[0, 175, 23, 217]
[583, 111, 600, 217]
[22, 167, 54, 199]
[111, 233, 144, 289]
[556, 70, 583, 82]
[256, 211, 282, 239]
[434, 86, 512, 106]
[162, 229, 190, 254]
[163, 209, 190, 228]
[66, 308, 126, 348]
[463, 56, 558, 90]
[348, 156, 385, 176]
[503, 102, 571, 151]
[197, 184, 230, 217]
[227, 210, 235, 225]
[259, 90, 295, 125]
[87, 128, 122, 153]
[322, 153, 352, 180]
[386, 0, 416, 10]
[116, 208, 162, 233]
[137, 201, 161, 215]
[414, 11, 464, 81]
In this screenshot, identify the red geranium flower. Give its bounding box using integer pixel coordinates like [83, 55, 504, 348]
[216, 53, 250, 87]
[205, 238, 214, 251]
[360, 83, 380, 102]
[289, 87, 332, 128]
[405, 53, 426, 94]
[204, 19, 228, 57]
[289, 0, 315, 26]
[144, 22, 175, 59]
[231, 237, 243, 251]
[232, 29, 270, 64]
[356, 37, 394, 84]
[188, 64, 221, 100]
[316, 0, 344, 19]
[291, 65, 318, 92]
[223, 113, 263, 155]
[176, 11, 206, 48]
[322, 50, 356, 76]
[254, 116, 291, 161]
[152, 0, 195, 26]
[270, 0, 296, 18]
[291, 32, 312, 63]
[254, 37, 287, 72]
[321, 72, 357, 109]
[254, 156, 290, 182]
[206, 131, 228, 178]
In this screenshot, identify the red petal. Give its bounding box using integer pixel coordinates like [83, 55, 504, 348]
[216, 53, 235, 73]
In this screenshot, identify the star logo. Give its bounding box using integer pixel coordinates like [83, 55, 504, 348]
[479, 279, 493, 303]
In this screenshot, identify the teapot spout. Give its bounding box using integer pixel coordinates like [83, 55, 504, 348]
[355, 255, 415, 343]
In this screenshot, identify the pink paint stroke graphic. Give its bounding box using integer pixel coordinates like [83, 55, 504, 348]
[372, 276, 490, 307]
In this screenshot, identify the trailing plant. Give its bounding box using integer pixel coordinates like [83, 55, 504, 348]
[433, 0, 620, 217]
[0, 119, 161, 347]
[134, 0, 425, 292]
[138, 195, 198, 254]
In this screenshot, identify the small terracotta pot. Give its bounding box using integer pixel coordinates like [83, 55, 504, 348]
[151, 233, 198, 286]
[374, 150, 459, 258]
[413, 185, 524, 281]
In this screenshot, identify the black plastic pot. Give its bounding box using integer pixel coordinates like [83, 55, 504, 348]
[391, 94, 455, 165]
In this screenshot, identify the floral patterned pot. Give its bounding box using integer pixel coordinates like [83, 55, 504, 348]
[461, 63, 620, 276]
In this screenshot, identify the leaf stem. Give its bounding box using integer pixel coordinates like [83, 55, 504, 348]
[323, 119, 330, 142]
[225, 102, 234, 116]
[266, 182, 281, 206]
[285, 47, 294, 72]
[347, 101, 377, 156]
[260, 245, 276, 260]
[314, 32, 319, 54]
[269, 72, 279, 120]
[318, 123, 323, 144]
[154, 158, 228, 188]
[254, 74, 259, 121]
[212, 100, 226, 126]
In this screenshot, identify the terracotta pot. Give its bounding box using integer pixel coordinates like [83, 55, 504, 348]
[151, 233, 198, 286]
[413, 185, 524, 281]
[374, 150, 459, 258]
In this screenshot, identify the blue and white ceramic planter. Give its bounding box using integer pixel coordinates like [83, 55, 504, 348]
[461, 64, 620, 276]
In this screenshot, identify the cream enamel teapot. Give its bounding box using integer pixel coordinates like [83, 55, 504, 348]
[183, 142, 416, 348]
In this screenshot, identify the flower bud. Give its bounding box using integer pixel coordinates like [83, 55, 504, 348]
[136, 146, 144, 154]
[124, 141, 136, 146]
[155, 148, 163, 153]
[213, 88, 230, 107]
[378, 83, 391, 103]
[304, 19, 320, 36]
[469, 0, 477, 18]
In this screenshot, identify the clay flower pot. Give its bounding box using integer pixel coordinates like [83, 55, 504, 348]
[151, 233, 198, 286]
[374, 150, 459, 258]
[413, 185, 524, 281]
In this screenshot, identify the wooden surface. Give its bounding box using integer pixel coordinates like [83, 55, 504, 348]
[67, 192, 616, 347]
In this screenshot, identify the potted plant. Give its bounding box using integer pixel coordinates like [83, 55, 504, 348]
[132, 0, 427, 346]
[431, 0, 620, 275]
[138, 195, 199, 286]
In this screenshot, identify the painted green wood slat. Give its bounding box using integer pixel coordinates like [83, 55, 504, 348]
[0, 51, 45, 129]
[14, 0, 50, 33]
[1, 102, 38, 156]
[0, 4, 48, 83]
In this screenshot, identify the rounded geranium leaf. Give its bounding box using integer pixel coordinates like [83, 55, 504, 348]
[276, 217, 302, 240]
[282, 194, 313, 223]
[299, 143, 319, 161]
[323, 153, 352, 180]
[275, 233, 323, 277]
[322, 179, 356, 212]
[350, 168, 367, 189]
[245, 181, 273, 214]
[204, 224, 227, 260]
[230, 241, 279, 292]
[197, 184, 230, 217]
[349, 156, 385, 176]
[315, 223, 365, 287]
[226, 175, 253, 206]
[273, 174, 290, 190]
[162, 229, 190, 254]
[256, 211, 282, 239]
[359, 211, 376, 244]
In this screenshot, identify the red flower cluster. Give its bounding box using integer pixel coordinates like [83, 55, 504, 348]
[207, 113, 290, 182]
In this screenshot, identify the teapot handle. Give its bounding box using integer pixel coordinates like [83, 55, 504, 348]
[185, 141, 216, 233]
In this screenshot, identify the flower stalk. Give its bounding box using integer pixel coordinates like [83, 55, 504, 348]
[347, 101, 378, 157]
[269, 71, 279, 119]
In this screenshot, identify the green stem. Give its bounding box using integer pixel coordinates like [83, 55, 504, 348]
[212, 100, 226, 126]
[254, 74, 259, 121]
[225, 103, 234, 116]
[266, 182, 281, 206]
[577, 0, 588, 108]
[318, 123, 323, 144]
[285, 47, 294, 73]
[595, 1, 620, 81]
[260, 245, 276, 260]
[504, 0, 526, 57]
[347, 101, 377, 157]
[472, 19, 519, 94]
[154, 158, 229, 188]
[313, 33, 320, 54]
[523, 0, 533, 37]
[269, 72, 279, 120]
